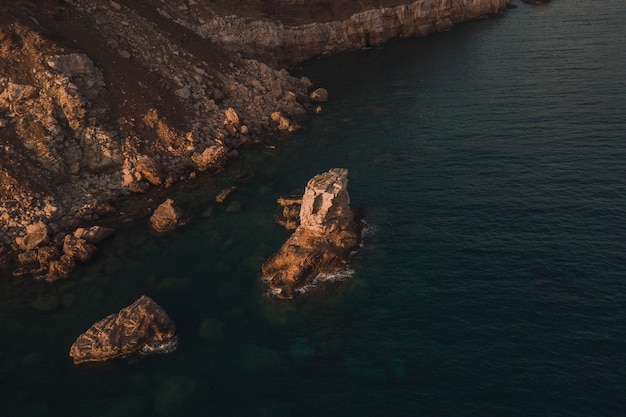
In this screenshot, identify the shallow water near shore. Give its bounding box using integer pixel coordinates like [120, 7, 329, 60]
[2, 1, 626, 415]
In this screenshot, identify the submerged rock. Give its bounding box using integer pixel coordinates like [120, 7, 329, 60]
[262, 168, 362, 299]
[69, 295, 177, 364]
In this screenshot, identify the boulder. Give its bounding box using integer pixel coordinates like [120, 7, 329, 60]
[46, 254, 75, 282]
[15, 221, 49, 251]
[309, 87, 328, 103]
[73, 226, 115, 244]
[69, 295, 177, 364]
[63, 234, 97, 263]
[150, 199, 183, 233]
[262, 168, 362, 298]
[37, 245, 61, 266]
[191, 145, 229, 172]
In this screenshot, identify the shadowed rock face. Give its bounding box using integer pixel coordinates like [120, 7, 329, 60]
[69, 295, 177, 364]
[262, 168, 362, 299]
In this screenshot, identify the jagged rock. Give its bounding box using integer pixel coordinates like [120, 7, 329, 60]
[37, 245, 61, 266]
[309, 88, 328, 103]
[275, 193, 303, 230]
[63, 234, 97, 263]
[271, 111, 296, 131]
[73, 226, 115, 244]
[191, 145, 229, 172]
[15, 221, 49, 251]
[135, 157, 163, 186]
[224, 107, 240, 125]
[69, 295, 178, 364]
[47, 254, 75, 282]
[150, 199, 183, 233]
[299, 168, 352, 234]
[262, 168, 362, 299]
[215, 186, 237, 204]
[17, 250, 38, 265]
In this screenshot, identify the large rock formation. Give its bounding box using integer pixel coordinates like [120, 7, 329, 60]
[262, 168, 362, 299]
[69, 295, 177, 364]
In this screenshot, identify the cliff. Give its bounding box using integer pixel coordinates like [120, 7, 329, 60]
[187, 0, 511, 65]
[0, 0, 509, 276]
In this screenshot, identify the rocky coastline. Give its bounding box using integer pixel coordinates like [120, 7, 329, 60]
[0, 0, 510, 280]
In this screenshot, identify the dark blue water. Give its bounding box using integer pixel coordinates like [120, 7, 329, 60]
[2, 1, 626, 415]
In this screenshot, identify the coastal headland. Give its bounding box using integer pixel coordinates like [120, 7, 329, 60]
[0, 0, 510, 279]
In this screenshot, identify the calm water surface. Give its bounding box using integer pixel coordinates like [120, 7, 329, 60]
[2, 1, 626, 415]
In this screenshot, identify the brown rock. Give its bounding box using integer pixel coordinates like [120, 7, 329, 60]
[275, 193, 303, 230]
[73, 226, 115, 244]
[38, 245, 61, 266]
[17, 250, 38, 265]
[47, 254, 75, 282]
[262, 168, 362, 298]
[215, 186, 237, 204]
[150, 199, 183, 233]
[69, 295, 177, 364]
[135, 157, 163, 186]
[191, 145, 229, 172]
[63, 234, 97, 263]
[15, 221, 49, 251]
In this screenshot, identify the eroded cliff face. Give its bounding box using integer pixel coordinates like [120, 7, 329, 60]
[181, 0, 511, 65]
[0, 0, 508, 276]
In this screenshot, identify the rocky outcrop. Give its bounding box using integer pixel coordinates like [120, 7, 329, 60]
[0, 0, 510, 277]
[69, 295, 178, 365]
[150, 199, 184, 233]
[262, 168, 362, 298]
[187, 0, 510, 65]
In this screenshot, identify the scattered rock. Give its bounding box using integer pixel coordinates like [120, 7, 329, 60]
[69, 295, 178, 364]
[37, 246, 60, 266]
[271, 111, 296, 131]
[73, 226, 115, 244]
[15, 222, 49, 251]
[191, 145, 229, 172]
[150, 199, 183, 233]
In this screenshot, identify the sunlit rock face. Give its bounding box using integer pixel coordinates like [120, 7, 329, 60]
[262, 168, 362, 299]
[69, 295, 177, 364]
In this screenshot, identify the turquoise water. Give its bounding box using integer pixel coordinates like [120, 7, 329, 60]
[2, 1, 626, 415]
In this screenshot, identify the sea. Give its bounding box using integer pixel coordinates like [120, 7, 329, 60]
[2, 1, 625, 415]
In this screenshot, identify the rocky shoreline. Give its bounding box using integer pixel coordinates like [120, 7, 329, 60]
[0, 0, 510, 280]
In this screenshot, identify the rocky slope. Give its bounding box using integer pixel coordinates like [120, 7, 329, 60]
[0, 0, 509, 278]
